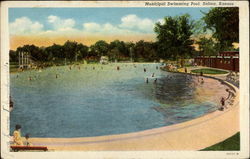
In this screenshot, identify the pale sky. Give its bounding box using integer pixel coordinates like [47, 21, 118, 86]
[9, 7, 211, 50]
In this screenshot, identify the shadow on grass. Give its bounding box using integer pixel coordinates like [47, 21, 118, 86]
[201, 132, 240, 151]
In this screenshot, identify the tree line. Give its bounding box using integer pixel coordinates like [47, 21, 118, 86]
[10, 40, 158, 63]
[10, 8, 239, 63]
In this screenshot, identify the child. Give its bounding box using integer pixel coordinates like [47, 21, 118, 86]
[13, 125, 23, 145]
[24, 134, 32, 146]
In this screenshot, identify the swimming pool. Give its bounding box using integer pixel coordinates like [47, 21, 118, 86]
[10, 63, 229, 137]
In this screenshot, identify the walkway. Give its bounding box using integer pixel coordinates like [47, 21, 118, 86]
[179, 66, 239, 87]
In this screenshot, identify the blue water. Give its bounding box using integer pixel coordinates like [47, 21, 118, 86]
[10, 63, 221, 138]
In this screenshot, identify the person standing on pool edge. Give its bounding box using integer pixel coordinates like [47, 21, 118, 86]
[219, 97, 226, 111]
[13, 124, 23, 145]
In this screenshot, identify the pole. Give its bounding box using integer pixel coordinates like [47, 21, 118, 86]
[22, 52, 24, 68]
[24, 53, 26, 67]
[18, 52, 20, 67]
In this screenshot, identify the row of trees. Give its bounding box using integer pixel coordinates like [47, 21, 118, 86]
[10, 40, 158, 63]
[10, 7, 239, 63]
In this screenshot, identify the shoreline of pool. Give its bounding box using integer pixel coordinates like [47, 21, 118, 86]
[16, 72, 239, 151]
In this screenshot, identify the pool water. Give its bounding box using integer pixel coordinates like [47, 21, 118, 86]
[10, 63, 229, 137]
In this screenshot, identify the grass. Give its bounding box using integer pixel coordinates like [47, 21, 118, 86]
[191, 68, 228, 74]
[201, 132, 240, 151]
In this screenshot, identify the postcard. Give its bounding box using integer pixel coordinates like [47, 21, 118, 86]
[1, 1, 249, 159]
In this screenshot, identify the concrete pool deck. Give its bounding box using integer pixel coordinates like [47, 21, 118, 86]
[23, 76, 239, 151]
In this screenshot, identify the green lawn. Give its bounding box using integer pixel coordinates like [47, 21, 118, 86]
[191, 68, 228, 74]
[201, 132, 240, 151]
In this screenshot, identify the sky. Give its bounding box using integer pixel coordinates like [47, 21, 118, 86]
[9, 7, 211, 50]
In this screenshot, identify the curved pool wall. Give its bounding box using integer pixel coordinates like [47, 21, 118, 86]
[10, 63, 230, 138]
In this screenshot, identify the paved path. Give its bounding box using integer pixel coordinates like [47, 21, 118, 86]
[26, 77, 239, 151]
[179, 66, 239, 87]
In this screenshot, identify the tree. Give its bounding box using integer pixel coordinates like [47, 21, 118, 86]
[202, 8, 239, 50]
[90, 40, 109, 57]
[109, 40, 129, 59]
[63, 41, 79, 60]
[77, 43, 88, 59]
[154, 14, 195, 60]
[9, 50, 18, 62]
[16, 45, 46, 61]
[134, 40, 157, 61]
[196, 37, 219, 56]
[107, 48, 120, 61]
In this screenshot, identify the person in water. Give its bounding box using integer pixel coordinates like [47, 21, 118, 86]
[13, 124, 23, 145]
[144, 68, 146, 72]
[152, 73, 155, 77]
[156, 66, 158, 69]
[117, 66, 120, 70]
[154, 78, 157, 83]
[146, 78, 149, 83]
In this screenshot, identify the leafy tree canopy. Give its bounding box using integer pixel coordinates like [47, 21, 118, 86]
[196, 37, 219, 56]
[202, 7, 239, 50]
[154, 14, 195, 60]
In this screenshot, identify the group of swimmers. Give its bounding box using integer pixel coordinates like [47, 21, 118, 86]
[23, 64, 161, 81]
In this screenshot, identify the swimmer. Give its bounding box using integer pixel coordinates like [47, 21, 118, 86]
[152, 73, 155, 77]
[28, 76, 32, 81]
[93, 67, 95, 70]
[146, 78, 149, 83]
[117, 66, 120, 70]
[156, 66, 158, 69]
[154, 78, 157, 83]
[144, 68, 146, 72]
[16, 75, 18, 78]
[56, 74, 58, 78]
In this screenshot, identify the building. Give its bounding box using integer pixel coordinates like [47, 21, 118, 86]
[194, 51, 239, 72]
[100, 56, 109, 64]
